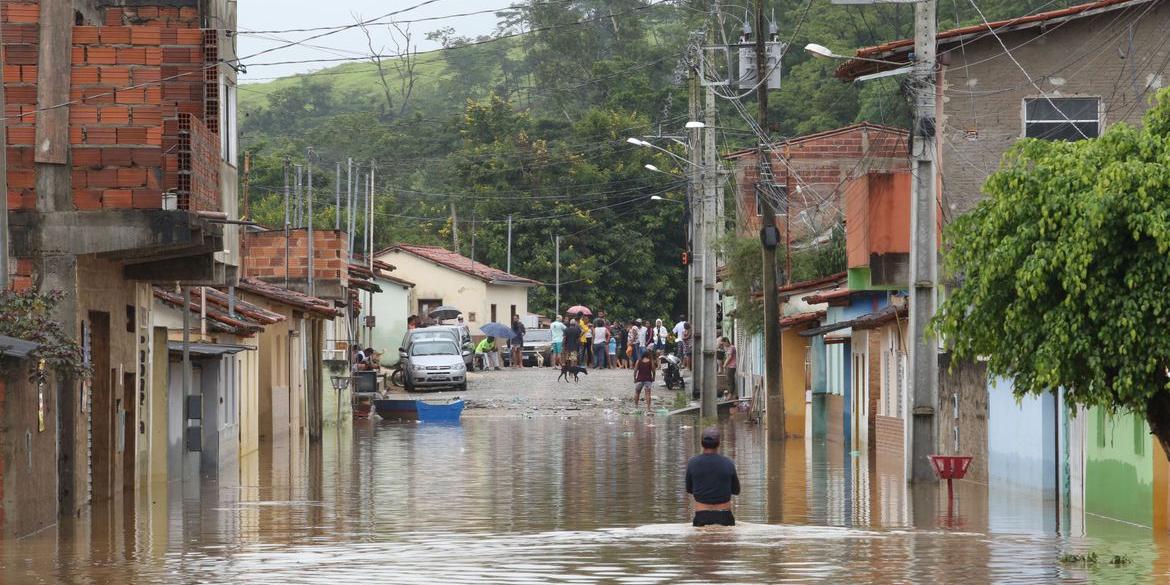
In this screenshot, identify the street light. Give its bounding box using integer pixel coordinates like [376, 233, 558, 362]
[627, 137, 696, 167]
[650, 195, 683, 204]
[644, 164, 660, 172]
[684, 121, 705, 129]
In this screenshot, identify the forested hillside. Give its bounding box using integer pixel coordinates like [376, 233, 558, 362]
[239, 0, 1078, 318]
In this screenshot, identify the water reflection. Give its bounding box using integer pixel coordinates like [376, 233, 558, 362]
[2, 414, 1165, 583]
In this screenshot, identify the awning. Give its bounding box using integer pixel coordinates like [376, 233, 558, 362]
[167, 341, 255, 357]
[0, 335, 39, 359]
[798, 320, 855, 338]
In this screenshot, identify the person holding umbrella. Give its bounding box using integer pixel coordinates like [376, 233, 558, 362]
[479, 322, 514, 370]
[510, 314, 527, 369]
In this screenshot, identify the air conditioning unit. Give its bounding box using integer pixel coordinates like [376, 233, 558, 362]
[322, 349, 347, 362]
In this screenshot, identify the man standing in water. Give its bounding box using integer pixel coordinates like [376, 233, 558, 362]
[685, 428, 740, 527]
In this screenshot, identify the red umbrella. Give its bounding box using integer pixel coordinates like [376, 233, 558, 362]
[567, 305, 592, 316]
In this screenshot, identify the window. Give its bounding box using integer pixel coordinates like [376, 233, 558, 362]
[490, 304, 497, 323]
[1024, 97, 1100, 141]
[219, 76, 238, 166]
[468, 312, 477, 322]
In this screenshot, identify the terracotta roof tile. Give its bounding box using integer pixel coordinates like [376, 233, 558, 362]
[235, 278, 340, 319]
[383, 244, 541, 285]
[153, 287, 265, 336]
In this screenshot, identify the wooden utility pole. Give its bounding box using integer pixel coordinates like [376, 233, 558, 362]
[908, 0, 940, 483]
[757, 0, 785, 439]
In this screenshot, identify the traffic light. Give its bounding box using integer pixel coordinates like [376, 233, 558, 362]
[681, 251, 690, 266]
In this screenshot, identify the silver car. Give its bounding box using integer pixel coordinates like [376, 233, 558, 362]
[401, 339, 467, 392]
[401, 325, 473, 368]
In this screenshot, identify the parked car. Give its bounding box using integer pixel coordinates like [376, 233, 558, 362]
[400, 326, 472, 368]
[400, 339, 467, 392]
[502, 328, 554, 367]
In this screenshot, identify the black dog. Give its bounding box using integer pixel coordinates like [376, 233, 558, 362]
[557, 365, 589, 383]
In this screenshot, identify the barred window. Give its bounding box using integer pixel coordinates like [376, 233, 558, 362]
[1024, 97, 1100, 141]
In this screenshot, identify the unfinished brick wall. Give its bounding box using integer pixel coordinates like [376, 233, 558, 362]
[242, 230, 351, 287]
[3, 1, 221, 212]
[731, 124, 910, 244]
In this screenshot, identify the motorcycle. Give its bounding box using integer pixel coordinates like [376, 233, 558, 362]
[662, 353, 686, 392]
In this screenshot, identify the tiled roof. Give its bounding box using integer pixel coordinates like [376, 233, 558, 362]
[803, 288, 854, 305]
[153, 288, 264, 336]
[836, 0, 1155, 80]
[779, 310, 825, 330]
[382, 244, 541, 286]
[852, 304, 908, 331]
[235, 277, 339, 319]
[203, 287, 287, 325]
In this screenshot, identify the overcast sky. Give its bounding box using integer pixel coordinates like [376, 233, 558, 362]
[238, 0, 510, 82]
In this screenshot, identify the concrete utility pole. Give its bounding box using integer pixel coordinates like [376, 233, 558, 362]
[306, 150, 315, 297]
[506, 214, 513, 273]
[335, 161, 342, 231]
[0, 21, 7, 289]
[907, 0, 939, 483]
[283, 159, 291, 289]
[756, 0, 785, 439]
[700, 67, 720, 418]
[689, 42, 707, 415]
[555, 235, 561, 315]
[347, 158, 355, 265]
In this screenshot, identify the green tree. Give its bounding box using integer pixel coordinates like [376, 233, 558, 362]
[933, 89, 1170, 457]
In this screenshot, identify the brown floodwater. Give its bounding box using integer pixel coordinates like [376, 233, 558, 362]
[2, 413, 1166, 584]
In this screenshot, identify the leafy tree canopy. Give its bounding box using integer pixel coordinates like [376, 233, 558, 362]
[933, 88, 1170, 456]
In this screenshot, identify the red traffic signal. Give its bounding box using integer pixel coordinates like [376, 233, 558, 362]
[681, 251, 690, 266]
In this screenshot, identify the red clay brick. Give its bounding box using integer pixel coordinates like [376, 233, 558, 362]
[20, 65, 37, 83]
[130, 106, 161, 126]
[3, 23, 39, 44]
[99, 66, 130, 86]
[144, 47, 163, 66]
[146, 127, 162, 146]
[131, 67, 161, 84]
[69, 126, 84, 145]
[158, 29, 178, 45]
[3, 67, 19, 84]
[98, 106, 130, 125]
[72, 66, 100, 85]
[7, 127, 33, 145]
[131, 149, 162, 167]
[102, 189, 133, 208]
[72, 148, 102, 167]
[175, 29, 202, 45]
[71, 47, 85, 64]
[8, 169, 34, 189]
[116, 167, 147, 187]
[101, 148, 133, 167]
[70, 169, 87, 188]
[87, 169, 117, 188]
[72, 26, 100, 45]
[138, 7, 160, 19]
[6, 3, 39, 24]
[114, 88, 146, 104]
[116, 127, 148, 144]
[100, 27, 131, 45]
[132, 190, 161, 209]
[74, 190, 102, 209]
[86, 47, 117, 65]
[115, 47, 145, 65]
[130, 27, 161, 46]
[105, 8, 125, 26]
[84, 127, 117, 145]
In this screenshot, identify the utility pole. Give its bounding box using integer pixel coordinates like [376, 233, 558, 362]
[0, 21, 8, 290]
[369, 161, 376, 268]
[306, 150, 315, 297]
[700, 59, 719, 419]
[756, 0, 785, 439]
[294, 164, 303, 228]
[688, 44, 706, 413]
[555, 235, 561, 315]
[451, 200, 459, 253]
[347, 158, 355, 264]
[335, 161, 341, 231]
[908, 0, 939, 483]
[283, 159, 291, 290]
[506, 214, 513, 273]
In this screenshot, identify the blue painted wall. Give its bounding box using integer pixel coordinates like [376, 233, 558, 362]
[987, 377, 1057, 494]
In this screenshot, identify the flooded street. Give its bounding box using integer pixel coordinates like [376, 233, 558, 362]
[2, 384, 1167, 583]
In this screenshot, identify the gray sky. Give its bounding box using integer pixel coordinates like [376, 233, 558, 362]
[238, 0, 510, 82]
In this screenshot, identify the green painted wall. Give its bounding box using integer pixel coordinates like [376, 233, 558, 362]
[1085, 407, 1154, 527]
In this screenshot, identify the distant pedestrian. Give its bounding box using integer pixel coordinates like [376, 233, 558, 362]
[564, 317, 582, 367]
[607, 330, 618, 368]
[633, 345, 656, 412]
[631, 320, 645, 363]
[475, 337, 501, 371]
[550, 315, 567, 367]
[592, 319, 609, 369]
[672, 315, 687, 342]
[686, 427, 740, 527]
[510, 315, 526, 369]
[681, 322, 693, 370]
[579, 314, 592, 366]
[720, 337, 737, 398]
[407, 315, 419, 330]
[651, 319, 669, 352]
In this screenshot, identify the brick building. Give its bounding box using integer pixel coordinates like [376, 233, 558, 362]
[835, 0, 1170, 529]
[726, 123, 909, 246]
[1, 0, 240, 535]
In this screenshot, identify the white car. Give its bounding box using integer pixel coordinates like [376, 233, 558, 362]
[402, 339, 467, 392]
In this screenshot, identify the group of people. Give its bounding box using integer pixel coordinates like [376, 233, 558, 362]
[549, 312, 693, 370]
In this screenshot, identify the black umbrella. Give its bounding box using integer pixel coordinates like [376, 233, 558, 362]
[428, 305, 462, 321]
